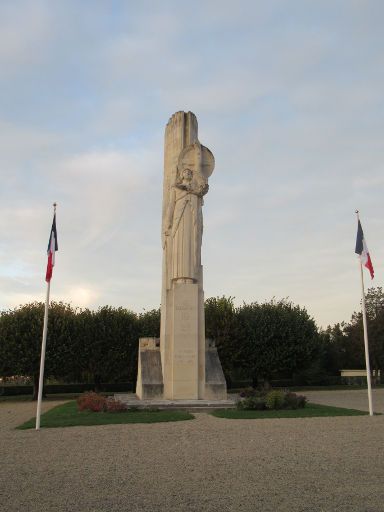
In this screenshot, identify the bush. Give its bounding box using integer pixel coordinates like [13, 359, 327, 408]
[265, 390, 286, 410]
[237, 396, 266, 410]
[77, 392, 106, 412]
[239, 387, 264, 398]
[77, 392, 129, 413]
[283, 392, 307, 409]
[237, 388, 307, 410]
[105, 397, 127, 412]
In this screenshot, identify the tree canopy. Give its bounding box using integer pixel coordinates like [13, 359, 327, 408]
[1, 288, 382, 393]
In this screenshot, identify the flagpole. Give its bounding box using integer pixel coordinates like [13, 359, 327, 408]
[36, 279, 51, 430]
[36, 203, 56, 430]
[356, 210, 373, 416]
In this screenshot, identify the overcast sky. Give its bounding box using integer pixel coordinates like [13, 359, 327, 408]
[1, 0, 383, 328]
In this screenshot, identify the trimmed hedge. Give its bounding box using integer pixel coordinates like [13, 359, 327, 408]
[0, 382, 134, 396]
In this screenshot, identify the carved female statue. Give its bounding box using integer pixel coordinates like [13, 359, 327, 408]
[164, 164, 208, 283]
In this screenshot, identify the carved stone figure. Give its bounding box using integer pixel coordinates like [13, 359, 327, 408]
[136, 112, 227, 401]
[164, 150, 208, 283]
[162, 139, 214, 288]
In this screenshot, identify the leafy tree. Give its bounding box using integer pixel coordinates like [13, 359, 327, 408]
[138, 308, 161, 338]
[205, 296, 239, 384]
[365, 287, 384, 319]
[236, 299, 320, 386]
[341, 287, 384, 382]
[75, 306, 139, 390]
[0, 302, 77, 399]
[322, 323, 351, 371]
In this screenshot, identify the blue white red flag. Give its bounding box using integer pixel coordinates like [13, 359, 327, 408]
[355, 219, 374, 279]
[45, 213, 58, 282]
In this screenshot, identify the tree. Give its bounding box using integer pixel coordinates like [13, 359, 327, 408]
[138, 308, 161, 338]
[75, 306, 139, 390]
[205, 296, 239, 384]
[235, 299, 320, 386]
[341, 287, 384, 383]
[365, 287, 384, 319]
[0, 302, 77, 399]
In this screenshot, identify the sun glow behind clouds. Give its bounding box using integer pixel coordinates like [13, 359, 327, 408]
[65, 287, 101, 308]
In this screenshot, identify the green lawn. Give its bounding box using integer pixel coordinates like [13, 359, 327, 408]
[212, 403, 369, 419]
[17, 401, 194, 429]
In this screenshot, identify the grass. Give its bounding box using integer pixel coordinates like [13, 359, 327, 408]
[212, 403, 370, 419]
[17, 401, 194, 429]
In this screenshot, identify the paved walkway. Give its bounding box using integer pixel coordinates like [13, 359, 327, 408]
[1, 393, 384, 512]
[304, 388, 384, 413]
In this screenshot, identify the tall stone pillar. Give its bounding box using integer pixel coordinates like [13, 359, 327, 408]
[160, 112, 225, 400]
[136, 111, 227, 401]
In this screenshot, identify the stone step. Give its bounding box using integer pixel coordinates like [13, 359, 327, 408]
[114, 393, 236, 412]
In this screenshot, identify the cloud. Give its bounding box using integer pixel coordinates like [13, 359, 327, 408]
[0, 1, 52, 73]
[0, 121, 60, 170]
[0, 1, 383, 329]
[52, 148, 156, 244]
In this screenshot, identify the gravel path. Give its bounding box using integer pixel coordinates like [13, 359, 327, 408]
[1, 394, 384, 512]
[303, 388, 384, 413]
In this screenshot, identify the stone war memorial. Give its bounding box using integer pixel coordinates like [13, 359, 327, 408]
[136, 111, 228, 404]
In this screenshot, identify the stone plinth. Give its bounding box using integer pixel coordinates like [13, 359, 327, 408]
[162, 282, 203, 399]
[115, 393, 236, 412]
[136, 338, 163, 400]
[205, 339, 227, 400]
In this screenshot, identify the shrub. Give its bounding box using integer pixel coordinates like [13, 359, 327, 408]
[265, 390, 286, 410]
[283, 392, 306, 409]
[237, 388, 307, 410]
[296, 394, 307, 408]
[237, 396, 266, 410]
[239, 387, 258, 398]
[239, 387, 267, 399]
[105, 397, 127, 413]
[77, 392, 106, 412]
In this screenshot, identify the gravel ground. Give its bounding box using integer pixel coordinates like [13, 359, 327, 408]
[303, 388, 384, 414]
[1, 393, 384, 512]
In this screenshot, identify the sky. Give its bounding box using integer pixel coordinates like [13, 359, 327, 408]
[1, 0, 383, 328]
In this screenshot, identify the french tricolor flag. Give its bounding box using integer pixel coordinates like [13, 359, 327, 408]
[355, 219, 374, 280]
[45, 213, 58, 282]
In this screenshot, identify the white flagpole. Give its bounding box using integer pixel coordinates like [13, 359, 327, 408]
[36, 280, 51, 430]
[36, 203, 56, 430]
[356, 210, 373, 416]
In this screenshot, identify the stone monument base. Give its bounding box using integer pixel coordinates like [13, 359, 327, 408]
[164, 282, 201, 400]
[115, 393, 236, 413]
[205, 339, 227, 400]
[136, 338, 164, 400]
[136, 337, 227, 401]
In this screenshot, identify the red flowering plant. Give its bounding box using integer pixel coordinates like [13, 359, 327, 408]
[77, 392, 127, 413]
[77, 392, 106, 412]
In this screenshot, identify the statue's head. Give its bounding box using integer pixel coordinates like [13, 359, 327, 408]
[176, 165, 193, 186]
[182, 168, 193, 181]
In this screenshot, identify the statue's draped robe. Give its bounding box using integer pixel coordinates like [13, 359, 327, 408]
[167, 185, 203, 282]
